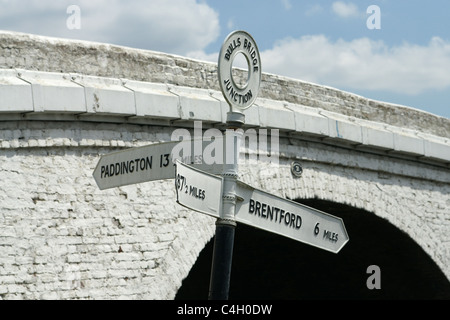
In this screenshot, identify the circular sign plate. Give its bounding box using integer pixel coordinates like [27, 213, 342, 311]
[218, 30, 261, 111]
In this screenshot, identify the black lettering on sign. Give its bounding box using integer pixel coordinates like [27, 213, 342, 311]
[323, 229, 339, 243]
[160, 154, 170, 167]
[177, 173, 206, 201]
[101, 156, 152, 179]
[224, 37, 241, 61]
[189, 185, 206, 200]
[176, 173, 188, 194]
[223, 79, 253, 105]
[248, 199, 302, 230]
[243, 38, 259, 72]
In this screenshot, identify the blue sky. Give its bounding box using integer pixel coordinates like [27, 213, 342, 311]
[1, 0, 449, 119]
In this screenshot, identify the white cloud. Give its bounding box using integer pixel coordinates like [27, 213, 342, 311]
[261, 35, 450, 95]
[305, 4, 323, 16]
[281, 0, 292, 10]
[0, 0, 220, 55]
[227, 18, 235, 30]
[183, 35, 450, 95]
[332, 1, 359, 18]
[113, 0, 220, 54]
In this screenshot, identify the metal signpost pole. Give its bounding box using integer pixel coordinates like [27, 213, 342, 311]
[208, 30, 262, 300]
[208, 112, 244, 300]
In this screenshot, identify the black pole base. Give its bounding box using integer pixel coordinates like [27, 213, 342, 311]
[208, 220, 236, 300]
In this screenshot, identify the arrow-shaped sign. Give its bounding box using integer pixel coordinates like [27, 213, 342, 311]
[93, 139, 223, 190]
[234, 181, 349, 253]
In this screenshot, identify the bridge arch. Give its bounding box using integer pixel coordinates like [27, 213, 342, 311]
[176, 199, 450, 299]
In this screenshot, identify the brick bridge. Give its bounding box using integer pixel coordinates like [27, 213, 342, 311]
[0, 31, 449, 299]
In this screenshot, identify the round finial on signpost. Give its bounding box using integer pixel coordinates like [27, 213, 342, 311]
[218, 30, 262, 114]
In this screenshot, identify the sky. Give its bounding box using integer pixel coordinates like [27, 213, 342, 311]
[0, 0, 449, 119]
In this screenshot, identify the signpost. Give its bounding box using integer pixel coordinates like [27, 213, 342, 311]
[93, 139, 222, 190]
[93, 30, 349, 300]
[207, 30, 264, 300]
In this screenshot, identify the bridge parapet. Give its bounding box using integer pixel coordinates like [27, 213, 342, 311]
[1, 30, 449, 139]
[1, 67, 449, 168]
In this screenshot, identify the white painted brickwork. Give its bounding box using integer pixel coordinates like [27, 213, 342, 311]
[0, 122, 449, 299]
[0, 31, 449, 299]
[0, 123, 220, 299]
[0, 124, 216, 299]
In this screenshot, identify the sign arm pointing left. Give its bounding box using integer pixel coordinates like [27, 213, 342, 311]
[92, 139, 223, 190]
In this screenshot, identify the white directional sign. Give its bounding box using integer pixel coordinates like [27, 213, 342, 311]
[93, 139, 222, 190]
[175, 161, 223, 218]
[234, 181, 349, 253]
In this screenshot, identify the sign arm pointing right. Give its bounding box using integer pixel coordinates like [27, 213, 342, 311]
[234, 181, 349, 254]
